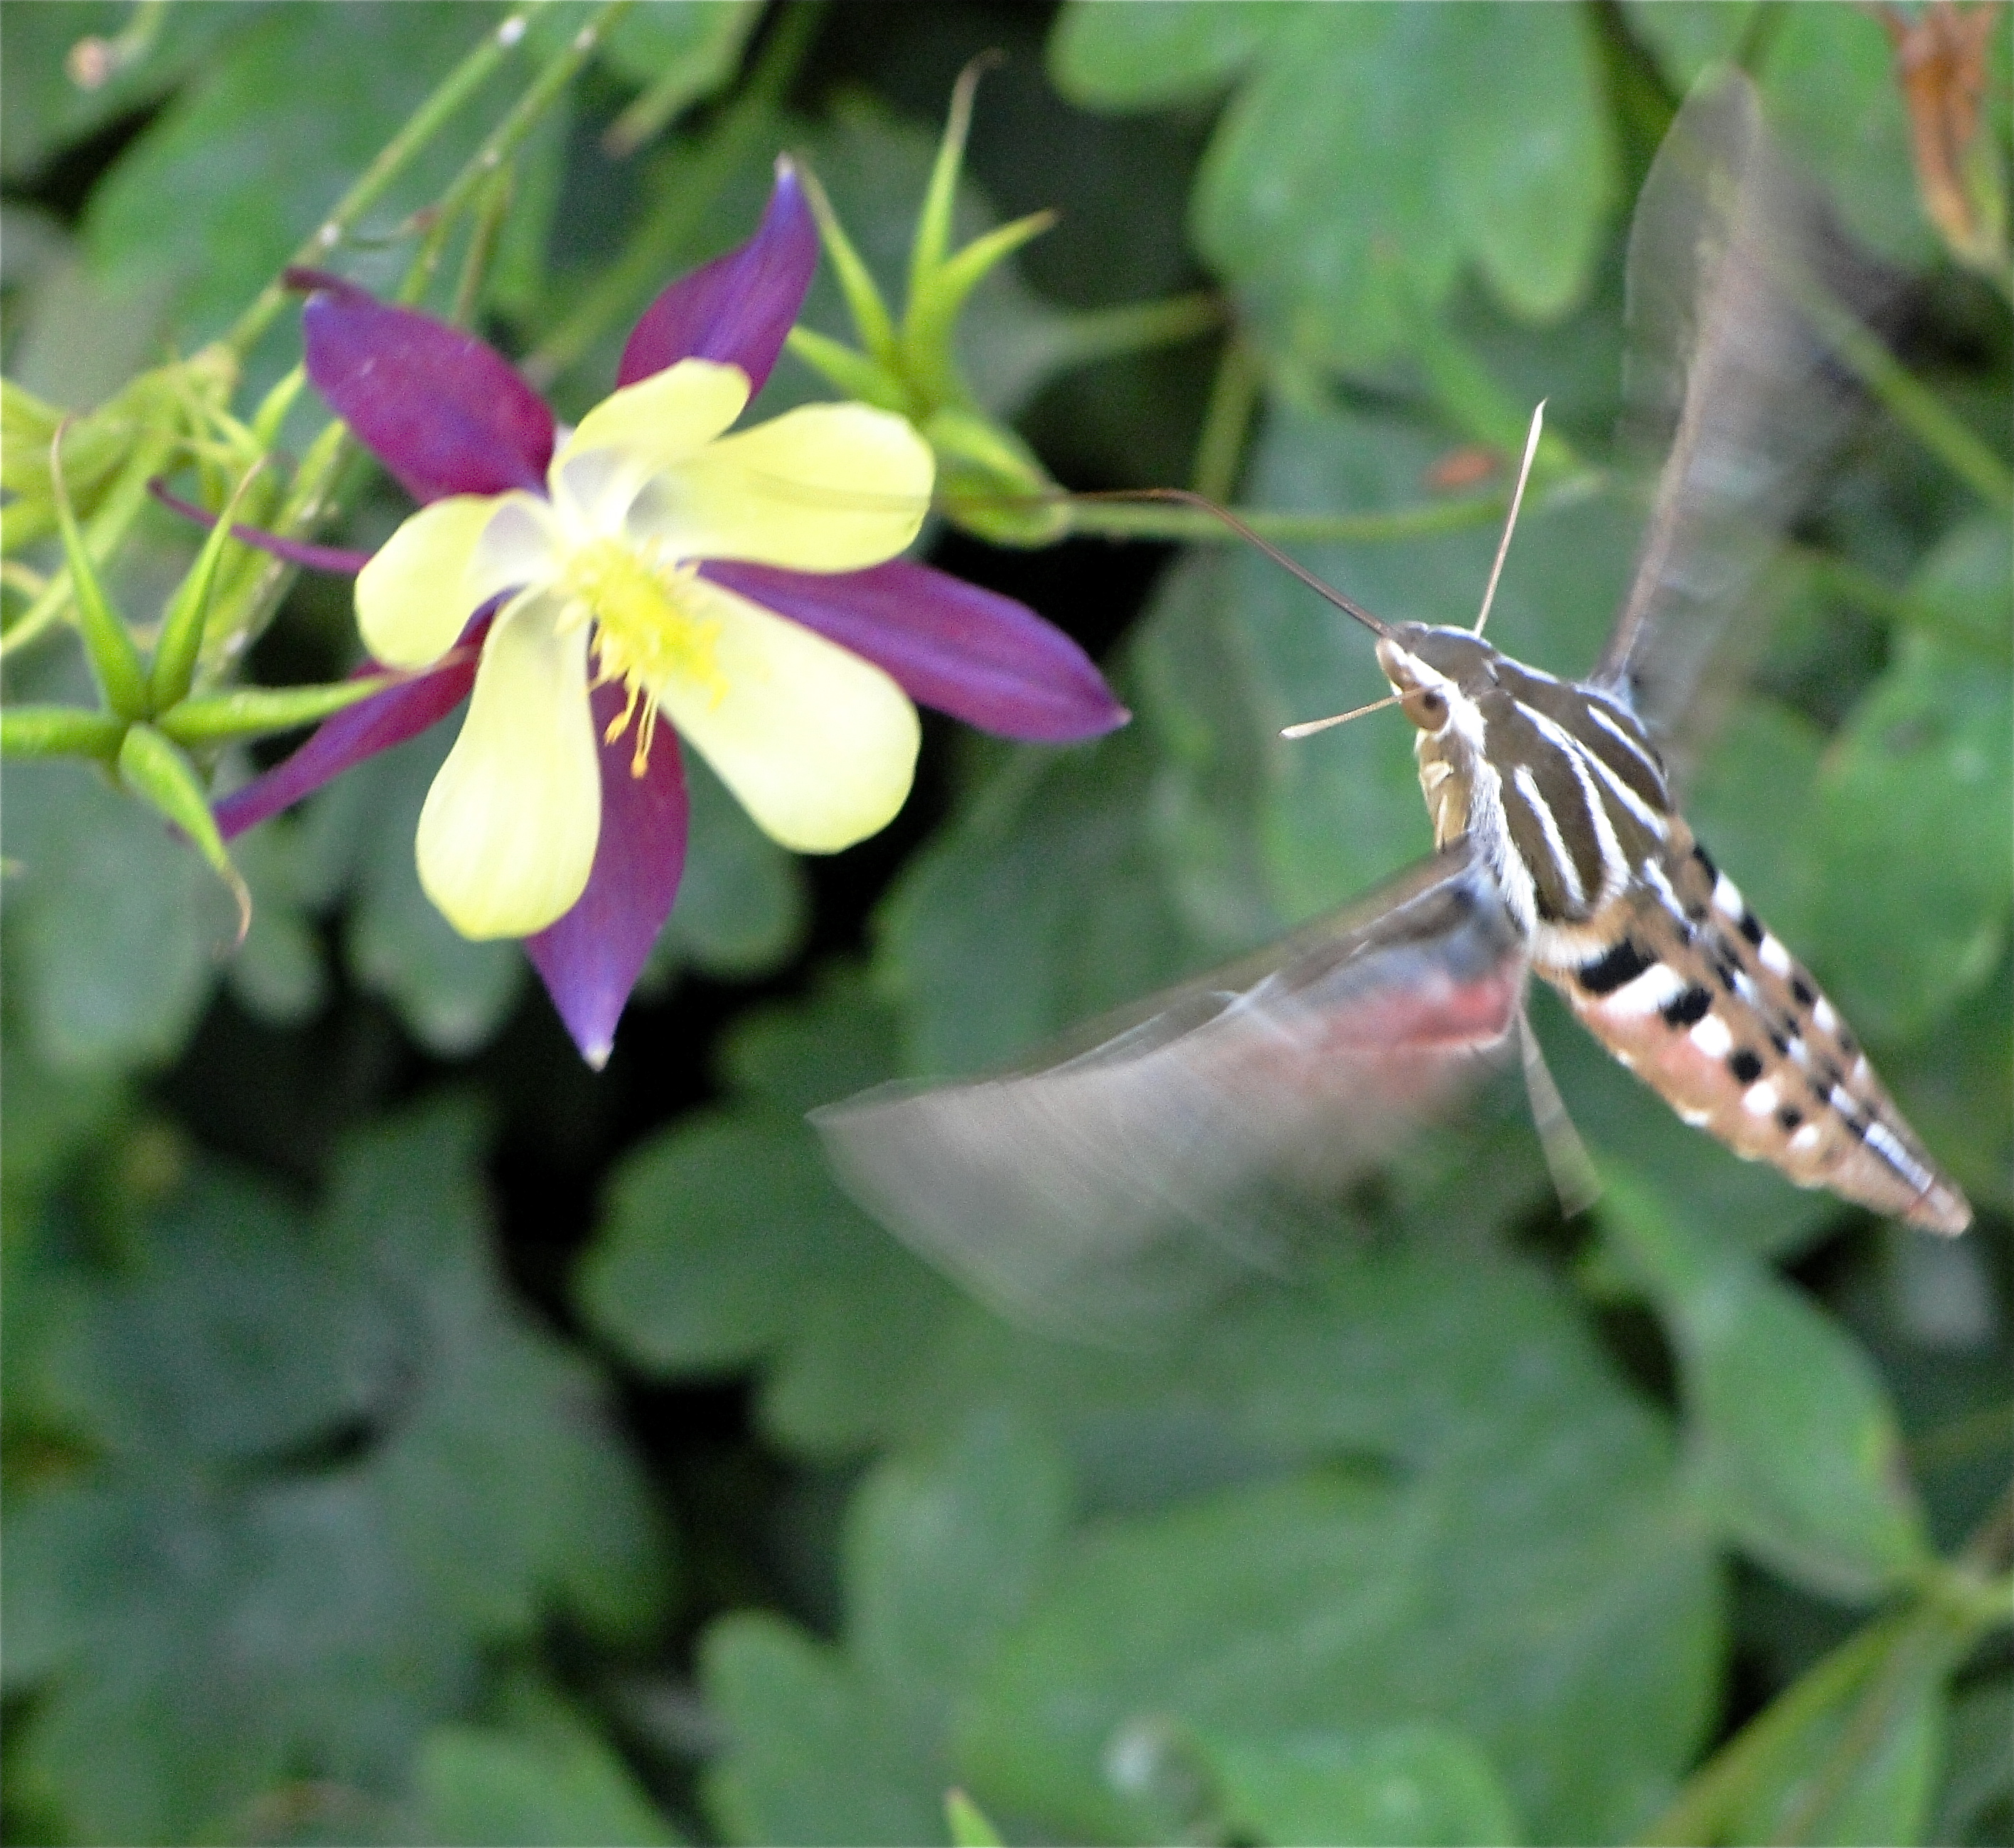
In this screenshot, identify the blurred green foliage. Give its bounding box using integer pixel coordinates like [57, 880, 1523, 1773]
[3, 4, 2009, 1845]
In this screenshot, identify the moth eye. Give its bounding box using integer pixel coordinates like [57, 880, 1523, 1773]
[1403, 688, 1448, 729]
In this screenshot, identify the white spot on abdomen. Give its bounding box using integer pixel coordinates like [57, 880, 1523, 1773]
[1690, 1014, 1734, 1059]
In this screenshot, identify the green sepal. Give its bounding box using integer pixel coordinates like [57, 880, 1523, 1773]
[905, 208, 1057, 406]
[907, 53, 991, 309]
[797, 163, 901, 371]
[150, 462, 267, 714]
[924, 406, 1067, 547]
[50, 429, 149, 722]
[158, 673, 400, 748]
[782, 326, 909, 413]
[248, 362, 307, 451]
[0, 705, 127, 760]
[116, 722, 251, 943]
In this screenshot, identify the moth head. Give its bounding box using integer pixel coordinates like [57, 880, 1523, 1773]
[1376, 624, 1496, 737]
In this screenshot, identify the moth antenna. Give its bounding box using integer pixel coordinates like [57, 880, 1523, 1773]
[1517, 1003, 1601, 1219]
[1069, 487, 1391, 637]
[1280, 690, 1406, 740]
[1473, 399, 1546, 639]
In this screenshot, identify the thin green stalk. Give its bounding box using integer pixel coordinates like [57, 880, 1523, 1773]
[1799, 277, 2014, 511]
[523, 0, 821, 385]
[1191, 330, 1261, 503]
[225, 3, 548, 357]
[1061, 489, 1535, 548]
[451, 162, 517, 327]
[1796, 545, 2014, 663]
[1054, 292, 1224, 377]
[418, 1, 633, 245]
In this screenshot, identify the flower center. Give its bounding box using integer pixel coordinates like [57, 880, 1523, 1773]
[558, 537, 728, 777]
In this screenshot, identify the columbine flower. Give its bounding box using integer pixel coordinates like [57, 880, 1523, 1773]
[215, 163, 1126, 1065]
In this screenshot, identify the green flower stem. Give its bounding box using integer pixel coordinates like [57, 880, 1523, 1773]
[1799, 274, 2014, 513]
[116, 722, 251, 941]
[450, 162, 516, 328]
[602, 0, 763, 156]
[1060, 488, 1536, 548]
[1051, 292, 1225, 378]
[419, 1, 633, 250]
[1794, 545, 2014, 664]
[1191, 329, 1261, 502]
[194, 420, 355, 684]
[1633, 1609, 1923, 1846]
[0, 705, 125, 759]
[521, 0, 820, 387]
[158, 673, 402, 747]
[225, 4, 550, 358]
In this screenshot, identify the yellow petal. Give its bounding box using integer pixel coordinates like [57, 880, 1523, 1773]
[552, 359, 751, 508]
[659, 576, 920, 853]
[355, 496, 501, 668]
[636, 402, 933, 571]
[414, 590, 600, 939]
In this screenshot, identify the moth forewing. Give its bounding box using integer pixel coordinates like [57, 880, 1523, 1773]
[813, 843, 1528, 1340]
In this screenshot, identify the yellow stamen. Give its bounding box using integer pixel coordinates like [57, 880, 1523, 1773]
[559, 536, 729, 776]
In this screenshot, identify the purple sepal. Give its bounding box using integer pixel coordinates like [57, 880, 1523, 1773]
[214, 614, 491, 840]
[149, 481, 372, 575]
[525, 684, 689, 1068]
[701, 559, 1130, 742]
[291, 269, 554, 504]
[617, 161, 818, 395]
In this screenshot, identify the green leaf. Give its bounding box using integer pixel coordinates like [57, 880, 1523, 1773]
[1807, 631, 2013, 1042]
[1049, 1, 1280, 110]
[2, 1101, 669, 1844]
[960, 1425, 1714, 1846]
[83, 6, 517, 341]
[699, 1613, 945, 1848]
[1602, 1168, 1932, 1601]
[578, 971, 961, 1453]
[699, 1409, 1071, 1846]
[1203, 1724, 1524, 1848]
[1056, 6, 1616, 369]
[416, 1687, 681, 1847]
[3, 756, 224, 1071]
[843, 1408, 1071, 1743]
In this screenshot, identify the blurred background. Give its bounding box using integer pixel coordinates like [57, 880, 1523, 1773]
[2, 4, 2009, 1843]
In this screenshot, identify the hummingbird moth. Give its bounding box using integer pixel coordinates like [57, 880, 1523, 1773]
[814, 72, 1971, 1332]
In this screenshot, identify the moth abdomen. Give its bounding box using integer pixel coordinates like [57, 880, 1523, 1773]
[1541, 821, 1969, 1234]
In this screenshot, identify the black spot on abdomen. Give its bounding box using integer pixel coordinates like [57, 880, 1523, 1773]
[1577, 938, 1656, 995]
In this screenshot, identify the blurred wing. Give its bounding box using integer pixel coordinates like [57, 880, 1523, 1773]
[813, 843, 1526, 1340]
[1596, 68, 1895, 777]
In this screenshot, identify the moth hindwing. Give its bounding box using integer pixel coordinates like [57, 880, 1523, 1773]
[814, 69, 1968, 1333]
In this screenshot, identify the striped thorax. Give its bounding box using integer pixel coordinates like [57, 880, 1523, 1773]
[1375, 622, 1971, 1235]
